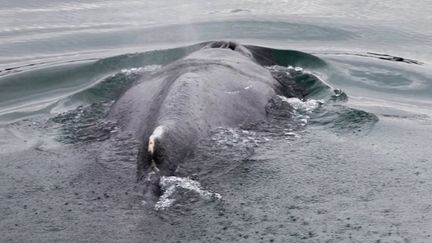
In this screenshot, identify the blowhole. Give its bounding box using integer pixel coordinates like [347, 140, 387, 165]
[208, 41, 238, 51]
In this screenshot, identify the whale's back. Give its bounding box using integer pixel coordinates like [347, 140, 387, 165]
[108, 44, 279, 174]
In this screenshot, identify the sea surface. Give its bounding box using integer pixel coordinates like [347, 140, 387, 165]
[1, 1, 432, 242]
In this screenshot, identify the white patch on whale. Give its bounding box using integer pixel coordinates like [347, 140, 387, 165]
[148, 125, 164, 155]
[224, 85, 253, 94]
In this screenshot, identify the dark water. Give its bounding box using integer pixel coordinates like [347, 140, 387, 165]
[1, 1, 432, 242]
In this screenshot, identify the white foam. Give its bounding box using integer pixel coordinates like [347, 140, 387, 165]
[279, 96, 323, 113]
[284, 132, 300, 138]
[277, 96, 323, 126]
[293, 66, 304, 72]
[120, 65, 161, 75]
[155, 176, 221, 210]
[266, 65, 304, 75]
[211, 127, 264, 146]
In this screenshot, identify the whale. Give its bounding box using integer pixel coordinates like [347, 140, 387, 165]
[108, 41, 305, 179]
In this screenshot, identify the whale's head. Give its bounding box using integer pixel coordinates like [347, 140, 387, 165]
[181, 41, 269, 81]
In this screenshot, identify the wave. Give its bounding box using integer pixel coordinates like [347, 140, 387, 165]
[0, 41, 378, 136]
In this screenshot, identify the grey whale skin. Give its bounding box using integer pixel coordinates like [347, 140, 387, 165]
[108, 41, 301, 177]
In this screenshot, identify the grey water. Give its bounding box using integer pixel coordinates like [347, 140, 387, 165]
[1, 1, 432, 242]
